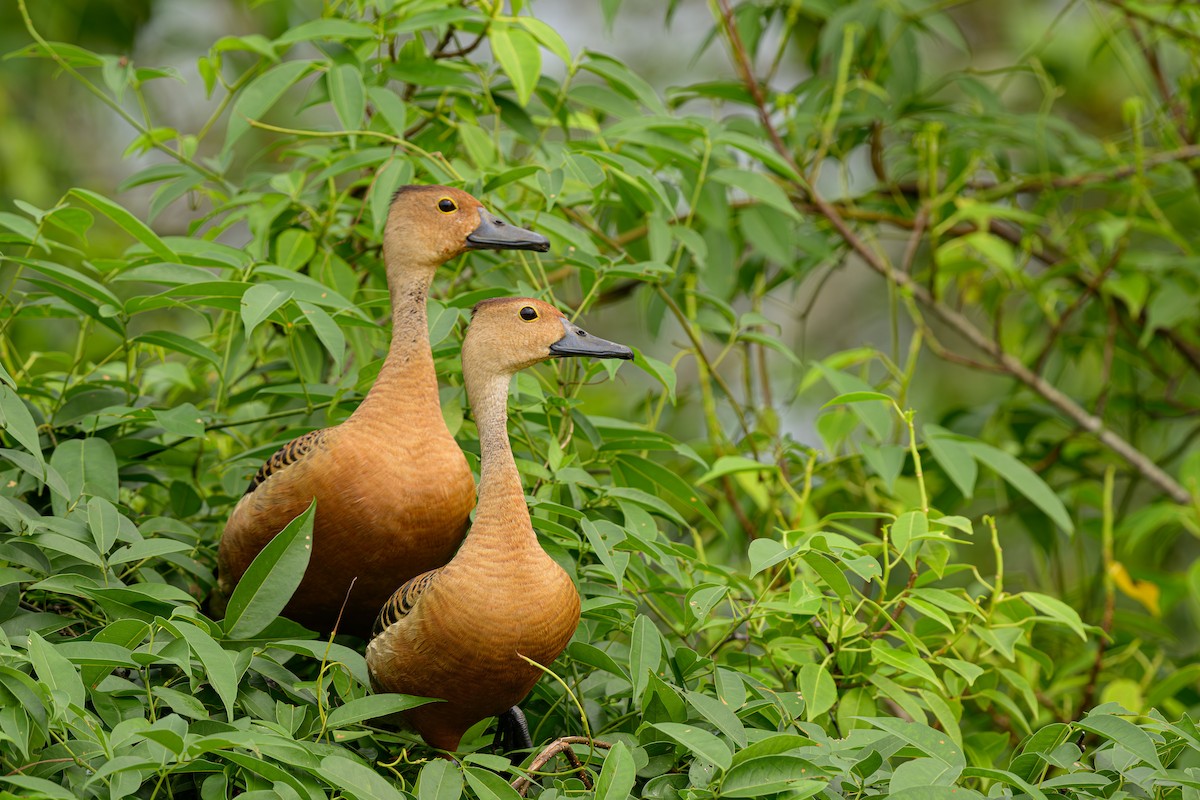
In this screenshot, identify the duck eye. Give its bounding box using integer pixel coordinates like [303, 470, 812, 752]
[519, 306, 538, 321]
[437, 198, 457, 213]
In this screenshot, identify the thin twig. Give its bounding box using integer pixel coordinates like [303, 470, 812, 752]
[510, 737, 611, 797]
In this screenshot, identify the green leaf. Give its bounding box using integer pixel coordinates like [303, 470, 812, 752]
[318, 755, 406, 800]
[0, 385, 44, 466]
[298, 301, 346, 375]
[489, 24, 541, 106]
[1075, 713, 1163, 769]
[223, 499, 316, 639]
[275, 228, 316, 271]
[870, 642, 944, 691]
[225, 60, 312, 153]
[653, 722, 732, 771]
[720, 756, 824, 798]
[241, 283, 294, 338]
[325, 693, 438, 729]
[462, 767, 523, 800]
[86, 496, 120, 554]
[368, 87, 408, 136]
[49, 437, 118, 503]
[328, 63, 366, 131]
[26, 631, 85, 710]
[135, 330, 222, 370]
[417, 758, 463, 800]
[1023, 592, 1088, 641]
[697, 455, 777, 484]
[629, 614, 662, 697]
[686, 691, 747, 746]
[961, 441, 1073, 533]
[594, 740, 636, 800]
[68, 188, 177, 261]
[924, 425, 977, 499]
[821, 391, 893, 408]
[618, 455, 723, 532]
[274, 19, 377, 47]
[800, 551, 853, 599]
[866, 717, 965, 769]
[709, 169, 799, 219]
[172, 622, 239, 719]
[748, 539, 799, 578]
[797, 663, 837, 722]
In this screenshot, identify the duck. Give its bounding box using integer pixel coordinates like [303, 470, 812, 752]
[215, 186, 550, 638]
[365, 297, 633, 752]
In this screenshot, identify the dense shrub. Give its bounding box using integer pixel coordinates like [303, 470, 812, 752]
[1, 0, 1199, 797]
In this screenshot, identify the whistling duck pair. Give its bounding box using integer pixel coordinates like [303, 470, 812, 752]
[216, 186, 633, 752]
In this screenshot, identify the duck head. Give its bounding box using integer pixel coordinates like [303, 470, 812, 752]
[464, 297, 634, 376]
[383, 185, 550, 274]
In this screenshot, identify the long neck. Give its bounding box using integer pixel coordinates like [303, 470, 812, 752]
[351, 266, 441, 423]
[462, 369, 538, 551]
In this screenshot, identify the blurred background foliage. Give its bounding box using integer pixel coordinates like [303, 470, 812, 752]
[2, 0, 1200, 797]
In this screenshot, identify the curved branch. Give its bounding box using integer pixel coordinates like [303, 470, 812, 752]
[712, 0, 1194, 506]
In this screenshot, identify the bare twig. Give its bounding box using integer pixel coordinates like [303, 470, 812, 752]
[510, 737, 611, 797]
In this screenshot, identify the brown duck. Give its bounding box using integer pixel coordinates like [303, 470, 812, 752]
[366, 297, 633, 752]
[216, 186, 550, 637]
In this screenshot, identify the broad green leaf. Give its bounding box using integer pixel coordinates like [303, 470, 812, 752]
[0, 385, 44, 466]
[709, 168, 799, 219]
[328, 63, 366, 131]
[720, 756, 823, 798]
[324, 693, 438, 729]
[594, 740, 636, 800]
[867, 717, 964, 769]
[686, 691, 746, 746]
[86, 496, 120, 554]
[797, 663, 837, 721]
[274, 19, 377, 47]
[924, 425, 977, 499]
[318, 755, 406, 800]
[135, 330, 222, 370]
[961, 441, 1073, 533]
[368, 87, 408, 136]
[68, 188, 177, 261]
[489, 24, 540, 106]
[299, 301, 346, 376]
[463, 767, 523, 800]
[241, 283, 294, 338]
[629, 614, 662, 697]
[870, 642, 944, 691]
[417, 758, 463, 800]
[275, 228, 316, 271]
[1023, 592, 1088, 640]
[225, 60, 312, 153]
[27, 631, 85, 710]
[697, 455, 777, 484]
[1075, 713, 1163, 769]
[173, 622, 239, 719]
[49, 437, 118, 503]
[223, 499, 316, 639]
[653, 723, 733, 772]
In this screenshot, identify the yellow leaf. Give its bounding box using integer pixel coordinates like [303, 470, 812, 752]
[1110, 561, 1160, 617]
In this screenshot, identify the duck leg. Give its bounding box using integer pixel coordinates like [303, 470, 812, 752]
[494, 706, 533, 753]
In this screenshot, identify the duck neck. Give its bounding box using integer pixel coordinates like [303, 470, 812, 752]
[352, 265, 441, 423]
[463, 369, 538, 552]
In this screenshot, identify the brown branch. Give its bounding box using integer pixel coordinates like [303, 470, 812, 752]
[511, 737, 611, 797]
[712, 0, 1195, 506]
